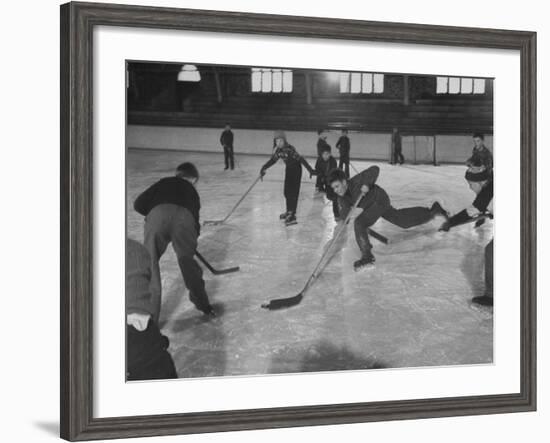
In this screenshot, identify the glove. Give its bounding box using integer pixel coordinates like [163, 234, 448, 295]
[260, 168, 266, 180]
[439, 209, 471, 232]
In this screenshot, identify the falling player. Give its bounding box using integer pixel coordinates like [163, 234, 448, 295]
[260, 130, 316, 226]
[328, 167, 449, 270]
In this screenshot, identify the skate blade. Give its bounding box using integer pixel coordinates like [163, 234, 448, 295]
[285, 221, 298, 227]
[354, 264, 376, 272]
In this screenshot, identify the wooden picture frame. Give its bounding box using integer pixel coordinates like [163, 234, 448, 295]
[60, 1, 536, 440]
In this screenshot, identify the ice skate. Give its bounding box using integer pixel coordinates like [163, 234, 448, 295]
[279, 211, 290, 220]
[353, 254, 375, 271]
[284, 212, 297, 226]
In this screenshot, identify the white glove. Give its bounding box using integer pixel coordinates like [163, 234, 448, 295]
[126, 312, 151, 331]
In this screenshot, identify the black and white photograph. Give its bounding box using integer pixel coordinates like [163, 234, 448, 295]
[125, 62, 495, 381]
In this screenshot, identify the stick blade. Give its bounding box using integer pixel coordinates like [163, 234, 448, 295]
[211, 266, 240, 275]
[203, 220, 223, 226]
[261, 293, 303, 310]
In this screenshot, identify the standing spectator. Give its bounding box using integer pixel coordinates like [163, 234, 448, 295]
[134, 162, 216, 322]
[335, 128, 351, 178]
[390, 127, 404, 165]
[126, 238, 177, 381]
[220, 123, 235, 170]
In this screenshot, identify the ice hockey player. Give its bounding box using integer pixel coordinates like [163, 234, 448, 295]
[315, 147, 339, 219]
[466, 133, 492, 176]
[328, 166, 449, 271]
[439, 158, 493, 231]
[133, 162, 216, 321]
[260, 130, 316, 226]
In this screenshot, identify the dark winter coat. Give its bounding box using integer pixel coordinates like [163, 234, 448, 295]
[134, 177, 201, 233]
[336, 136, 351, 160]
[316, 138, 332, 157]
[315, 156, 337, 184]
[337, 166, 382, 217]
[466, 145, 493, 173]
[220, 129, 234, 148]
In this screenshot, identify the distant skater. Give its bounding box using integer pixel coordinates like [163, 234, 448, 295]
[335, 128, 351, 178]
[315, 147, 339, 220]
[134, 162, 216, 321]
[260, 130, 316, 226]
[220, 123, 235, 170]
[328, 167, 448, 270]
[390, 127, 404, 165]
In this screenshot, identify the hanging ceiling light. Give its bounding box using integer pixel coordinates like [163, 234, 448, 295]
[177, 64, 201, 82]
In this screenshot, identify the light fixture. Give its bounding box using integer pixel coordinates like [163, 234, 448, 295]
[177, 64, 201, 82]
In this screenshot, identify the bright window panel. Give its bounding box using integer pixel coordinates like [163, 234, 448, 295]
[373, 74, 384, 93]
[340, 73, 350, 93]
[272, 70, 283, 93]
[436, 76, 448, 94]
[350, 73, 362, 93]
[251, 70, 262, 92]
[473, 78, 486, 94]
[282, 70, 293, 92]
[362, 73, 373, 93]
[461, 78, 473, 93]
[261, 70, 272, 92]
[449, 77, 461, 94]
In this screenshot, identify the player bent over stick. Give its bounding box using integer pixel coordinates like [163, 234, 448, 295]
[328, 167, 449, 271]
[134, 162, 216, 322]
[260, 130, 316, 226]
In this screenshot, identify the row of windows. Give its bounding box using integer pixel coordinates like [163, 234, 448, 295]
[436, 77, 486, 94]
[175, 65, 487, 96]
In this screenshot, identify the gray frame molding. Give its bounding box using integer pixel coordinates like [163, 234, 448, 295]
[60, 2, 536, 441]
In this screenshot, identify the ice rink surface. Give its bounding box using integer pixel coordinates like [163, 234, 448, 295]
[127, 149, 493, 378]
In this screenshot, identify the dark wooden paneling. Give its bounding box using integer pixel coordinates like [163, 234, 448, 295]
[127, 64, 493, 134]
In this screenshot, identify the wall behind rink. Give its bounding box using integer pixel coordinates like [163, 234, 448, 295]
[127, 125, 493, 164]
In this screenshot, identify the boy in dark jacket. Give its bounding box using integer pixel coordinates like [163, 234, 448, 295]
[335, 129, 351, 178]
[134, 162, 215, 322]
[126, 238, 177, 381]
[315, 147, 339, 219]
[466, 133, 492, 176]
[260, 130, 316, 226]
[328, 167, 448, 270]
[220, 123, 235, 170]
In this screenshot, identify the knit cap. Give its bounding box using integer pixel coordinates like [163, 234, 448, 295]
[273, 130, 287, 142]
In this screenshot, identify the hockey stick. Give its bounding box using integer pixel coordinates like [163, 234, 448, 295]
[350, 161, 360, 175]
[195, 251, 240, 275]
[438, 212, 493, 232]
[203, 175, 262, 226]
[368, 228, 388, 245]
[262, 191, 366, 310]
